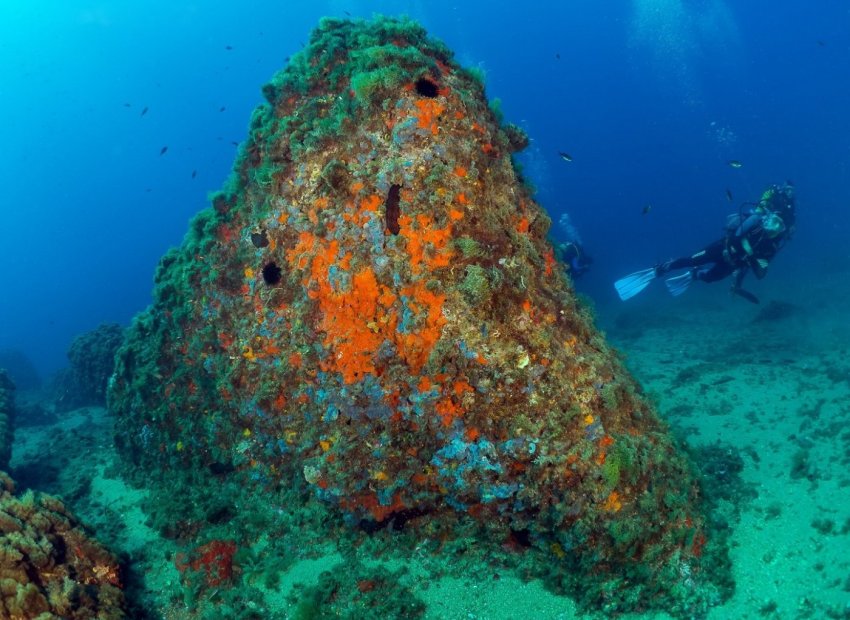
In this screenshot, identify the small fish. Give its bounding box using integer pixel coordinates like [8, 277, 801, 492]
[231, 141, 239, 146]
[727, 160, 743, 169]
[225, 45, 233, 50]
[558, 151, 573, 163]
[642, 204, 652, 215]
[343, 10, 351, 16]
[159, 146, 168, 156]
[725, 188, 733, 202]
[219, 106, 226, 112]
[123, 102, 131, 107]
[191, 170, 197, 179]
[555, 53, 561, 60]
[140, 106, 149, 117]
[817, 40, 826, 47]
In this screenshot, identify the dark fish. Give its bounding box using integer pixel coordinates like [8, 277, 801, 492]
[191, 170, 197, 179]
[343, 10, 351, 16]
[225, 45, 233, 50]
[231, 141, 239, 146]
[140, 106, 149, 117]
[642, 204, 652, 215]
[219, 106, 226, 112]
[817, 40, 826, 47]
[123, 103, 131, 107]
[159, 146, 168, 156]
[727, 160, 743, 169]
[725, 188, 733, 202]
[558, 151, 573, 163]
[555, 53, 561, 60]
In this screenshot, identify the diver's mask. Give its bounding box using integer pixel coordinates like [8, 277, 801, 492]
[762, 211, 786, 237]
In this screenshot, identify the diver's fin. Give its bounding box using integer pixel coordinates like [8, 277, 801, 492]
[614, 268, 657, 301]
[732, 287, 760, 304]
[665, 271, 693, 297]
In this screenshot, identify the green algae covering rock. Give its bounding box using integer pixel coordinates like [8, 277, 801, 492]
[110, 17, 721, 615]
[58, 323, 125, 411]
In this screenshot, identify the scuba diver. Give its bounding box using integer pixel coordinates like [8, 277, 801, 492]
[555, 212, 593, 279]
[614, 183, 796, 304]
[558, 240, 593, 279]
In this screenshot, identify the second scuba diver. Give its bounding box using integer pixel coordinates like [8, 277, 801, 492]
[555, 212, 593, 279]
[615, 183, 796, 304]
[557, 240, 594, 279]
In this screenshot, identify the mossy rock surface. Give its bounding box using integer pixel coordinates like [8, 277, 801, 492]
[109, 16, 725, 616]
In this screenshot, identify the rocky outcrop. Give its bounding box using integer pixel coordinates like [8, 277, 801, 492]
[0, 370, 14, 470]
[109, 17, 720, 615]
[55, 324, 124, 412]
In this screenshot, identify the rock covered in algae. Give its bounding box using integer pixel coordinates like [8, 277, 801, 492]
[55, 323, 125, 412]
[0, 370, 14, 470]
[0, 471, 125, 619]
[110, 16, 718, 614]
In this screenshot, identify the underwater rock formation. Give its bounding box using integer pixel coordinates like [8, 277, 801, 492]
[56, 323, 125, 412]
[110, 17, 717, 614]
[0, 471, 125, 618]
[0, 350, 41, 392]
[0, 370, 14, 470]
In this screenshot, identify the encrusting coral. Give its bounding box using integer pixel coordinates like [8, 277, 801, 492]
[0, 471, 125, 619]
[109, 16, 726, 615]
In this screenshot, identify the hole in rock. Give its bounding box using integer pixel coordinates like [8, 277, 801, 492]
[385, 184, 401, 235]
[415, 77, 439, 98]
[509, 528, 532, 548]
[262, 262, 282, 285]
[250, 231, 269, 248]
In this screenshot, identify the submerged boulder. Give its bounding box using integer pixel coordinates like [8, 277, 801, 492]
[110, 17, 719, 614]
[55, 323, 125, 412]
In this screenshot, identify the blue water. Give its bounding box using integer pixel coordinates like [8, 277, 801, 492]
[1, 0, 848, 378]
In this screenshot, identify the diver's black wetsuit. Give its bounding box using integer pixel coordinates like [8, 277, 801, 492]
[664, 240, 733, 282]
[614, 183, 796, 303]
[660, 208, 791, 286]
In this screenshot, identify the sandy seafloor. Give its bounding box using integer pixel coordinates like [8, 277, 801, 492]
[9, 263, 850, 619]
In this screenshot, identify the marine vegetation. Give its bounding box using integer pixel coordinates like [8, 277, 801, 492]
[55, 323, 125, 412]
[0, 469, 125, 618]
